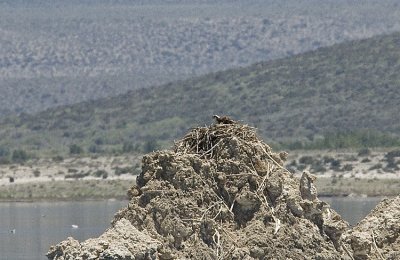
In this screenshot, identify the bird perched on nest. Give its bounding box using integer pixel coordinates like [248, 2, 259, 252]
[213, 115, 236, 124]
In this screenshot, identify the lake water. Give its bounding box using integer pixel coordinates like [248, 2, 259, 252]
[0, 197, 384, 260]
[321, 196, 384, 225]
[0, 200, 128, 260]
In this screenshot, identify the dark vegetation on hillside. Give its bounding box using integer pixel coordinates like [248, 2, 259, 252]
[1, 32, 400, 158]
[1, 0, 400, 115]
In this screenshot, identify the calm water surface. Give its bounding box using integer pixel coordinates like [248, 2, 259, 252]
[0, 200, 127, 260]
[321, 196, 384, 226]
[0, 197, 383, 260]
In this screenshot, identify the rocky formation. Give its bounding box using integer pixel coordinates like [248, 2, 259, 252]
[342, 196, 400, 260]
[47, 219, 160, 259]
[47, 120, 399, 259]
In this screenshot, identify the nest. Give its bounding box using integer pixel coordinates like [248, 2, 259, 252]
[174, 122, 261, 159]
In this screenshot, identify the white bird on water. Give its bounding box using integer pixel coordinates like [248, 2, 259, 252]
[71, 225, 79, 229]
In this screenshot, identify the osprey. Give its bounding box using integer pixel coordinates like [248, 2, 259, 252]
[213, 115, 235, 124]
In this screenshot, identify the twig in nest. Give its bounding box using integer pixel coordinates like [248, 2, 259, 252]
[220, 228, 239, 247]
[223, 245, 237, 259]
[196, 130, 199, 154]
[200, 201, 223, 221]
[254, 191, 281, 234]
[213, 229, 223, 260]
[212, 204, 224, 220]
[257, 173, 269, 193]
[200, 139, 223, 158]
[273, 216, 281, 234]
[341, 244, 355, 260]
[225, 173, 257, 177]
[372, 232, 385, 260]
[248, 155, 258, 173]
[256, 141, 291, 174]
[230, 193, 239, 212]
[196, 172, 234, 217]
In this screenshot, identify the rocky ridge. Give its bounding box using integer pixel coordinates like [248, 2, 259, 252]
[47, 120, 399, 259]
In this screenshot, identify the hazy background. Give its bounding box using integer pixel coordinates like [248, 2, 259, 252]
[1, 0, 400, 115]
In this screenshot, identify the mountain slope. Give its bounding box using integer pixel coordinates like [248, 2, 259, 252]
[1, 0, 400, 116]
[1, 32, 400, 157]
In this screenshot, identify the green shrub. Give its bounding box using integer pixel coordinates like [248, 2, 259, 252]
[114, 166, 135, 176]
[323, 156, 335, 164]
[299, 156, 314, 165]
[0, 146, 10, 157]
[330, 159, 341, 170]
[122, 142, 134, 153]
[11, 149, 29, 163]
[369, 163, 382, 170]
[358, 148, 371, 156]
[361, 158, 371, 163]
[94, 137, 104, 145]
[88, 144, 102, 153]
[296, 164, 307, 171]
[342, 164, 353, 171]
[52, 155, 64, 162]
[65, 171, 90, 179]
[310, 163, 326, 173]
[69, 144, 83, 155]
[33, 169, 41, 177]
[143, 140, 158, 153]
[93, 169, 108, 179]
[385, 150, 400, 169]
[385, 149, 400, 159]
[0, 157, 10, 164]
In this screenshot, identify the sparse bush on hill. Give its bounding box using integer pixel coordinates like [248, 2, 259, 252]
[0, 146, 9, 157]
[143, 140, 159, 153]
[69, 144, 83, 155]
[0, 147, 11, 164]
[310, 161, 326, 173]
[93, 170, 108, 179]
[357, 148, 371, 156]
[114, 166, 135, 176]
[369, 163, 382, 171]
[11, 149, 29, 163]
[33, 169, 41, 177]
[342, 164, 353, 172]
[52, 155, 64, 162]
[361, 158, 371, 163]
[0, 157, 10, 164]
[88, 144, 103, 154]
[65, 171, 90, 179]
[299, 156, 314, 165]
[330, 159, 341, 171]
[122, 142, 137, 153]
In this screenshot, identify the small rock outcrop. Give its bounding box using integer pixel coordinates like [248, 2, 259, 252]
[47, 218, 160, 260]
[342, 196, 400, 260]
[47, 119, 399, 259]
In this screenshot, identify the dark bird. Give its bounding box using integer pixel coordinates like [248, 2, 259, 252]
[213, 115, 235, 124]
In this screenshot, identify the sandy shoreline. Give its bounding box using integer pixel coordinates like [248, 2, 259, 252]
[1, 149, 399, 201]
[1, 174, 398, 202]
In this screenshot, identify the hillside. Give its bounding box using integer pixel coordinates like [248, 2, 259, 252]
[1, 0, 400, 115]
[1, 32, 400, 158]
